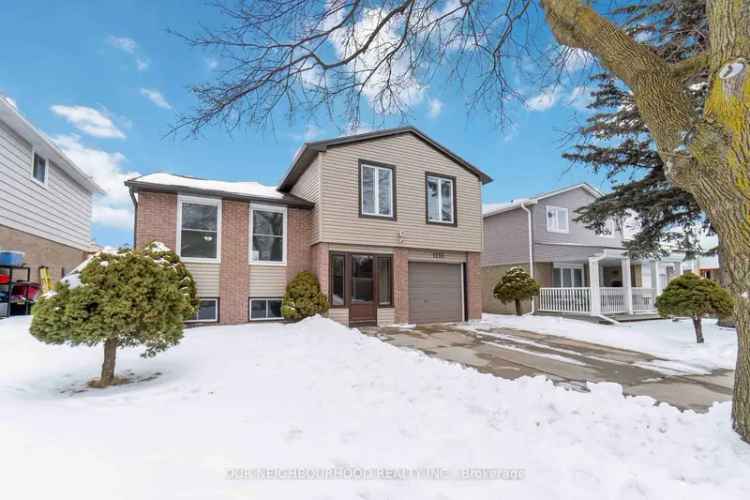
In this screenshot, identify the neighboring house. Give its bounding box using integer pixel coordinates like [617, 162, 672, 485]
[0, 96, 102, 284]
[125, 127, 491, 326]
[482, 183, 687, 319]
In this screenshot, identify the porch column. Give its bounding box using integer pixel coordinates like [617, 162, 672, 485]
[621, 257, 633, 314]
[650, 261, 660, 294]
[588, 257, 601, 315]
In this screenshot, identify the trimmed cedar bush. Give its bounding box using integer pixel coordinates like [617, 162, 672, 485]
[655, 273, 734, 343]
[493, 267, 540, 316]
[281, 271, 329, 321]
[30, 242, 197, 387]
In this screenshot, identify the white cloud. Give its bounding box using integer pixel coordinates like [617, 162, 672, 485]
[50, 105, 126, 139]
[139, 88, 172, 110]
[344, 121, 373, 135]
[106, 35, 149, 71]
[206, 57, 219, 70]
[427, 98, 443, 118]
[526, 87, 563, 111]
[290, 125, 324, 142]
[562, 48, 592, 72]
[567, 86, 594, 111]
[51, 134, 139, 230]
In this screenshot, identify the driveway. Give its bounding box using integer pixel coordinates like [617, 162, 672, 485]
[361, 323, 734, 411]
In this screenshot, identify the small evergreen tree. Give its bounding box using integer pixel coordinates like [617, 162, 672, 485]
[655, 273, 733, 343]
[493, 267, 540, 316]
[281, 271, 329, 321]
[30, 242, 197, 387]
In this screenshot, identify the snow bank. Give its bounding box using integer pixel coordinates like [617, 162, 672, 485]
[473, 314, 737, 373]
[1, 315, 748, 499]
[133, 172, 283, 199]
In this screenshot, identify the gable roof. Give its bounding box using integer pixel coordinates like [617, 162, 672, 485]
[278, 126, 492, 191]
[483, 183, 605, 218]
[125, 172, 314, 208]
[0, 96, 103, 194]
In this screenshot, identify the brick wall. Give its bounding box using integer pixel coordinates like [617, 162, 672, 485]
[0, 224, 87, 284]
[311, 242, 329, 294]
[393, 248, 409, 323]
[466, 252, 482, 320]
[219, 200, 250, 324]
[135, 191, 177, 250]
[286, 208, 313, 281]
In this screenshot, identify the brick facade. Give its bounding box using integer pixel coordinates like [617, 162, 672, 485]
[286, 208, 313, 281]
[219, 200, 250, 324]
[393, 248, 410, 323]
[0, 224, 87, 284]
[135, 191, 177, 249]
[466, 252, 482, 320]
[311, 243, 329, 295]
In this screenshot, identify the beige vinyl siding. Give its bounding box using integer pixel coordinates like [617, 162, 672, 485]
[185, 262, 220, 296]
[328, 308, 349, 325]
[319, 134, 483, 252]
[408, 248, 466, 263]
[377, 307, 395, 326]
[0, 119, 93, 251]
[290, 154, 321, 243]
[249, 265, 287, 296]
[329, 243, 394, 254]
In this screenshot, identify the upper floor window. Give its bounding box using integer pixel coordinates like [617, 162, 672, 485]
[546, 206, 569, 233]
[426, 174, 455, 224]
[599, 218, 616, 238]
[32, 152, 47, 185]
[178, 196, 221, 261]
[250, 204, 286, 264]
[360, 162, 394, 219]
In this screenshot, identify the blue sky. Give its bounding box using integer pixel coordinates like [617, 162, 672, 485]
[1, 0, 610, 247]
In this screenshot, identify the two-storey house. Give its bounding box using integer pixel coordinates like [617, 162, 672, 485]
[126, 127, 492, 326]
[482, 183, 687, 320]
[0, 96, 102, 285]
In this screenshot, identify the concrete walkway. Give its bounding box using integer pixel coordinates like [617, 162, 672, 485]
[362, 323, 734, 411]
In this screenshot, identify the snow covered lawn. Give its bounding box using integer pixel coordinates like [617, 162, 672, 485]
[473, 314, 737, 374]
[2, 315, 749, 499]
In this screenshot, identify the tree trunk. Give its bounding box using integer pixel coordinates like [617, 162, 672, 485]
[515, 299, 522, 316]
[99, 338, 118, 387]
[717, 242, 736, 328]
[692, 317, 705, 343]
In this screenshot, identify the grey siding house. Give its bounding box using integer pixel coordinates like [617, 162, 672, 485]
[482, 183, 686, 319]
[0, 96, 102, 285]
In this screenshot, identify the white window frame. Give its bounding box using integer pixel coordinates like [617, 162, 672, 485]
[546, 206, 569, 233]
[31, 150, 48, 187]
[360, 163, 394, 218]
[249, 297, 284, 321]
[186, 298, 219, 323]
[176, 195, 222, 263]
[553, 262, 585, 287]
[426, 175, 455, 224]
[599, 218, 616, 238]
[249, 204, 287, 266]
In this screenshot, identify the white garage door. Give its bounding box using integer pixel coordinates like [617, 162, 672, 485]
[408, 262, 464, 324]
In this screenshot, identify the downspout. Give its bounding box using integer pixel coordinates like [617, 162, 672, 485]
[520, 201, 535, 313]
[129, 187, 138, 249]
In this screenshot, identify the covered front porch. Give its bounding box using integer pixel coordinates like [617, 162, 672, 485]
[536, 250, 682, 319]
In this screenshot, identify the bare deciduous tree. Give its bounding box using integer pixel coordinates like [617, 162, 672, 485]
[175, 0, 750, 441]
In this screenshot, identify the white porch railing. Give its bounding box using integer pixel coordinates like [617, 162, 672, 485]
[600, 287, 627, 314]
[538, 287, 591, 314]
[632, 287, 657, 313]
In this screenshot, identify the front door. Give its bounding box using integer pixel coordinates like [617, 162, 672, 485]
[349, 254, 377, 324]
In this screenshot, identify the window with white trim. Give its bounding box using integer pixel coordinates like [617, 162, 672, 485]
[599, 218, 616, 238]
[553, 263, 585, 287]
[360, 163, 394, 218]
[178, 197, 221, 261]
[426, 175, 455, 224]
[546, 206, 569, 233]
[249, 298, 283, 320]
[32, 152, 47, 185]
[250, 205, 286, 264]
[187, 298, 218, 323]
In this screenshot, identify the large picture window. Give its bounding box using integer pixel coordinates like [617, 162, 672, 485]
[178, 196, 221, 261]
[426, 174, 455, 224]
[360, 162, 394, 219]
[250, 205, 286, 264]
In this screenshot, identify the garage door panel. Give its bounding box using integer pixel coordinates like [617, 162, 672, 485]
[408, 262, 463, 324]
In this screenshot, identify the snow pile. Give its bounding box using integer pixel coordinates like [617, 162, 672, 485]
[133, 172, 284, 199]
[1, 315, 748, 499]
[474, 314, 737, 373]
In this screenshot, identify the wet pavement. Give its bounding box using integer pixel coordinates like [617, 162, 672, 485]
[361, 323, 734, 412]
